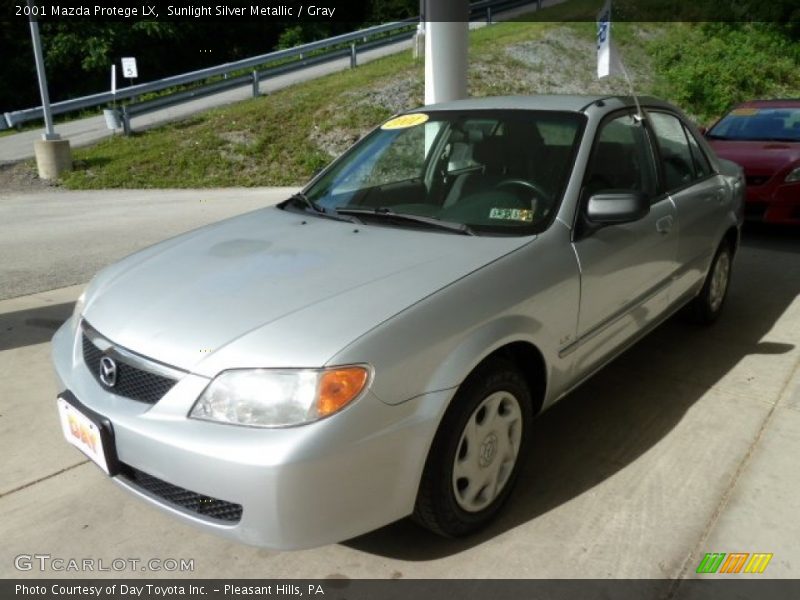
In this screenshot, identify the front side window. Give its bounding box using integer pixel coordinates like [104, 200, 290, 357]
[297, 110, 585, 235]
[583, 112, 658, 199]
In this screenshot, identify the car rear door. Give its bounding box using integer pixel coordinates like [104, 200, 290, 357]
[647, 110, 730, 302]
[568, 109, 679, 378]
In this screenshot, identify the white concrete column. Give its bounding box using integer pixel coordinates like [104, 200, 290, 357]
[424, 0, 469, 105]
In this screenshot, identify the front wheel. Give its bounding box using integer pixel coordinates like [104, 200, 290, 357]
[413, 358, 532, 537]
[690, 242, 733, 325]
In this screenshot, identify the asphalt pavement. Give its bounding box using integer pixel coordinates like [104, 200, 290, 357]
[0, 188, 798, 585]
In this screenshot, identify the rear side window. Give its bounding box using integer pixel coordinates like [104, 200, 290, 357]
[648, 112, 697, 192]
[684, 127, 712, 178]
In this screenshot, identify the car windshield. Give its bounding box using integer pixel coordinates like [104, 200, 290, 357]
[291, 110, 585, 236]
[707, 106, 800, 142]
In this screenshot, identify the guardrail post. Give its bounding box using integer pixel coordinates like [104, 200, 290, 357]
[350, 43, 357, 68]
[121, 106, 131, 136]
[251, 71, 260, 97]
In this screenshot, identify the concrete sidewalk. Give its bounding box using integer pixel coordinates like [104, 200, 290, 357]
[0, 207, 798, 581]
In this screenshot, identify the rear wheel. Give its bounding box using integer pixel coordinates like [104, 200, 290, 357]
[413, 358, 532, 537]
[690, 242, 733, 324]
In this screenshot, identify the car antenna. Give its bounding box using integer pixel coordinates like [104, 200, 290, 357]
[596, 0, 645, 123]
[620, 61, 645, 123]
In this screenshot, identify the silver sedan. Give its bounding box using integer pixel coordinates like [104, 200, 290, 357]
[51, 95, 744, 549]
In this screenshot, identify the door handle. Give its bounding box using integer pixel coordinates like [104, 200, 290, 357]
[656, 215, 674, 234]
[703, 188, 726, 204]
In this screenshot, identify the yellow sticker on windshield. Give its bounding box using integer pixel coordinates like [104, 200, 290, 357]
[731, 108, 759, 116]
[381, 113, 429, 130]
[489, 208, 533, 222]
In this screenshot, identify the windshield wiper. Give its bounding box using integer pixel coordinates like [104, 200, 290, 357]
[335, 207, 476, 236]
[282, 193, 361, 224]
[286, 191, 324, 213]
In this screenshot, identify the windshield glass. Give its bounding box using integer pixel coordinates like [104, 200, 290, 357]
[708, 107, 800, 142]
[296, 110, 585, 235]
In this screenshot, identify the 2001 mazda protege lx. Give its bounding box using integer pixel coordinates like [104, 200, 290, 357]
[52, 95, 744, 549]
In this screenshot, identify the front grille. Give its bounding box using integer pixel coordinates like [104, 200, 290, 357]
[745, 175, 770, 187]
[119, 463, 243, 523]
[82, 334, 177, 404]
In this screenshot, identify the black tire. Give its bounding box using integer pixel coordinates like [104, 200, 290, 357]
[413, 358, 532, 538]
[690, 242, 733, 325]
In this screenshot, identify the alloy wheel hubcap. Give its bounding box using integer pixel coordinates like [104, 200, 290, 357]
[452, 391, 523, 513]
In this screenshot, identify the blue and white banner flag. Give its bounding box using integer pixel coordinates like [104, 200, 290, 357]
[596, 0, 621, 78]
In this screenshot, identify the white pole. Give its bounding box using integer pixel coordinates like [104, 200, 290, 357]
[424, 0, 468, 105]
[27, 0, 58, 140]
[111, 64, 117, 96]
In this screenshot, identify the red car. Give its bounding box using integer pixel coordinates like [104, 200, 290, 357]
[705, 99, 800, 224]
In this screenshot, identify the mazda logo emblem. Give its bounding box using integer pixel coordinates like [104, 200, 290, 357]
[99, 356, 118, 387]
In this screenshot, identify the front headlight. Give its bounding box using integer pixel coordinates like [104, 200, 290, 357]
[189, 366, 370, 428]
[785, 167, 800, 183]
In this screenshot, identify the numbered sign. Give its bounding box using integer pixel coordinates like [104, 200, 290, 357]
[121, 57, 138, 79]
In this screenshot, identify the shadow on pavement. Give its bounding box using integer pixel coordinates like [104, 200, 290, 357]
[0, 302, 74, 352]
[345, 225, 800, 559]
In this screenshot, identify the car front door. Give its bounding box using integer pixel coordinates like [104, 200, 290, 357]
[568, 110, 679, 378]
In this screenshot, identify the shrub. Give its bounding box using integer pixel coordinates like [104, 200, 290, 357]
[650, 23, 800, 123]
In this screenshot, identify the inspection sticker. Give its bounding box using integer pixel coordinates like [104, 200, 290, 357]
[381, 113, 429, 130]
[731, 108, 759, 116]
[489, 208, 533, 222]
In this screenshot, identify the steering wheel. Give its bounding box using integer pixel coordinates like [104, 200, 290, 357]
[496, 179, 551, 211]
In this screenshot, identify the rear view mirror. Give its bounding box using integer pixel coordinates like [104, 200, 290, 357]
[586, 191, 650, 224]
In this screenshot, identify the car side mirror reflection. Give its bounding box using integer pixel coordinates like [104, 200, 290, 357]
[586, 191, 650, 225]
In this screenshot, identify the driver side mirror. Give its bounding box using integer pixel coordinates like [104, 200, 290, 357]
[586, 191, 650, 225]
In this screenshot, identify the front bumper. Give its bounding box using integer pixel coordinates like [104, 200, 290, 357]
[51, 318, 450, 549]
[745, 181, 800, 224]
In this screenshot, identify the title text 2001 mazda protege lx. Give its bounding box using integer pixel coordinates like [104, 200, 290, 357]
[52, 95, 744, 549]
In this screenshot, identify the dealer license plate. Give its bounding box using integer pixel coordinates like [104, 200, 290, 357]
[57, 396, 112, 474]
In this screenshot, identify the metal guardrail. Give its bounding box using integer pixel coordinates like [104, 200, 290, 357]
[118, 46, 356, 134]
[1, 0, 539, 133]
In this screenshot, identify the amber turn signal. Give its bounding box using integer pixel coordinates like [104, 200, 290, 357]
[316, 367, 369, 417]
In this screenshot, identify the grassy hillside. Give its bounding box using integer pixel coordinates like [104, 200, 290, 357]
[7, 4, 795, 190]
[57, 20, 661, 190]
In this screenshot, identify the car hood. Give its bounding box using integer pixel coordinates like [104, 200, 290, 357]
[82, 206, 531, 376]
[707, 139, 800, 175]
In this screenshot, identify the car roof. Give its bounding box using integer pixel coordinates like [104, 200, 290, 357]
[734, 99, 800, 109]
[421, 94, 674, 114]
